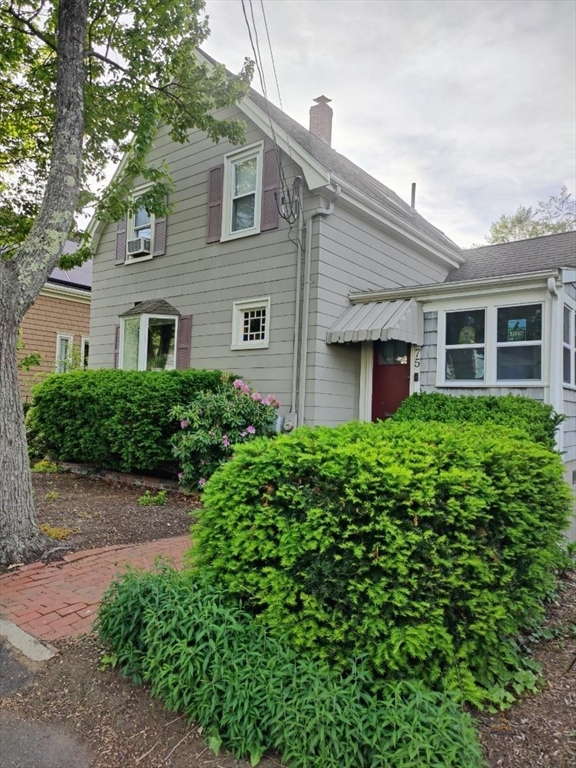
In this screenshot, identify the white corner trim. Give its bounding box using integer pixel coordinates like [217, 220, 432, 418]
[359, 342, 373, 421]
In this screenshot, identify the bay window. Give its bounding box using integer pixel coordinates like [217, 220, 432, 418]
[121, 314, 177, 371]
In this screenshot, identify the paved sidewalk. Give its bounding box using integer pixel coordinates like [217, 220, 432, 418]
[0, 536, 189, 643]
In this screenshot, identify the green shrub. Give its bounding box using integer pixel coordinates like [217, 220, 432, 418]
[97, 567, 485, 767]
[27, 369, 229, 473]
[393, 392, 563, 449]
[137, 490, 168, 507]
[192, 421, 572, 707]
[171, 378, 279, 489]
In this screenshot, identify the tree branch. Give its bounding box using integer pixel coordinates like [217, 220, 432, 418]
[4, 5, 57, 52]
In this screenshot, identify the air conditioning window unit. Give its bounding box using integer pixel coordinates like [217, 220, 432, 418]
[127, 237, 151, 257]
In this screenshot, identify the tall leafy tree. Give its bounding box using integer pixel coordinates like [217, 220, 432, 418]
[0, 0, 252, 564]
[484, 186, 576, 244]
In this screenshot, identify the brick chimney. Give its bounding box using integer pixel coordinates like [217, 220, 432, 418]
[309, 95, 333, 146]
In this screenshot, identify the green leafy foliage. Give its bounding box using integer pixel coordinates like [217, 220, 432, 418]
[27, 369, 228, 473]
[97, 567, 485, 767]
[192, 420, 572, 707]
[137, 490, 168, 507]
[393, 392, 562, 449]
[30, 458, 59, 473]
[171, 378, 279, 488]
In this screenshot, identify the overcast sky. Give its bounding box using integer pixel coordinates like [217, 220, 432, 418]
[202, 0, 576, 247]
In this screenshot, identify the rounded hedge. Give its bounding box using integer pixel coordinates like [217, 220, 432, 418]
[27, 368, 229, 472]
[192, 420, 572, 705]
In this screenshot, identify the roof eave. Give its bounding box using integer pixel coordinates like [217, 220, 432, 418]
[349, 269, 561, 304]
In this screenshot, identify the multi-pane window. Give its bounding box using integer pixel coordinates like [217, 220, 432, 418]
[121, 315, 177, 371]
[496, 304, 542, 380]
[564, 304, 576, 385]
[445, 309, 485, 381]
[231, 298, 270, 350]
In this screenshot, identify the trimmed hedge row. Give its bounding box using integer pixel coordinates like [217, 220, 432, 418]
[192, 420, 571, 707]
[393, 392, 563, 449]
[27, 369, 229, 473]
[97, 567, 485, 767]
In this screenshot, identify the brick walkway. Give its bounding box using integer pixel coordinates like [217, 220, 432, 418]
[0, 536, 189, 643]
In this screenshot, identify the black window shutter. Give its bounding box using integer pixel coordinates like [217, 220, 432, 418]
[176, 315, 193, 369]
[115, 218, 127, 264]
[207, 165, 224, 243]
[261, 149, 280, 231]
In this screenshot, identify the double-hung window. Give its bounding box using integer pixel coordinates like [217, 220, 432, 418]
[222, 143, 263, 240]
[496, 304, 542, 381]
[121, 315, 177, 371]
[445, 309, 485, 381]
[564, 304, 576, 385]
[125, 199, 154, 262]
[55, 334, 73, 373]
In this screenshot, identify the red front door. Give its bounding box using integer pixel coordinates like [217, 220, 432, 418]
[372, 340, 411, 421]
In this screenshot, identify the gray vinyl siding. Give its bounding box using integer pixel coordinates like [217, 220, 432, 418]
[89, 108, 303, 412]
[306, 206, 453, 425]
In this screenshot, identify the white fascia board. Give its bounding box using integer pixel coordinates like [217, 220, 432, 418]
[238, 97, 330, 190]
[349, 270, 560, 305]
[41, 283, 91, 304]
[333, 181, 464, 270]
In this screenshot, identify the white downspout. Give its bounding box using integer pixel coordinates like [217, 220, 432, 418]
[289, 178, 304, 421]
[297, 183, 341, 425]
[547, 275, 563, 452]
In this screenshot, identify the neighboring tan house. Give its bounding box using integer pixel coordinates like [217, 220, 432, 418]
[18, 256, 92, 401]
[86, 52, 575, 532]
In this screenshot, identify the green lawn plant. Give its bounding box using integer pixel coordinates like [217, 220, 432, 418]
[191, 420, 571, 708]
[393, 392, 562, 449]
[26, 369, 229, 473]
[171, 378, 279, 489]
[97, 566, 485, 767]
[137, 490, 168, 507]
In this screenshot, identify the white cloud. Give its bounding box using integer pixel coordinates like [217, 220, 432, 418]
[203, 0, 575, 246]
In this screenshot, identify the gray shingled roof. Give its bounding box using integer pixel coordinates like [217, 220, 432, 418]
[48, 241, 92, 290]
[446, 230, 576, 283]
[247, 89, 460, 254]
[119, 299, 180, 317]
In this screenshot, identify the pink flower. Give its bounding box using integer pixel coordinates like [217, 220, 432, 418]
[232, 379, 245, 389]
[251, 391, 262, 401]
[198, 478, 206, 487]
[180, 419, 188, 429]
[246, 425, 256, 435]
[241, 383, 250, 395]
[241, 430, 247, 437]
[178, 472, 183, 480]
[222, 435, 230, 447]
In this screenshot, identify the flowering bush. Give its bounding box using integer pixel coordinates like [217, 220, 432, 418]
[171, 378, 279, 489]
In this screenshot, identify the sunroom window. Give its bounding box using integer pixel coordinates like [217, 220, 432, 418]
[496, 304, 541, 381]
[445, 309, 485, 381]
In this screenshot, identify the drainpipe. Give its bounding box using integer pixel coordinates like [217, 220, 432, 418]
[547, 274, 563, 452]
[297, 182, 341, 425]
[289, 178, 304, 423]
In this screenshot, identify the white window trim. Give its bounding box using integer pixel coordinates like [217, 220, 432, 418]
[231, 297, 271, 350]
[563, 300, 576, 389]
[119, 314, 179, 371]
[221, 141, 264, 242]
[125, 183, 155, 264]
[437, 300, 546, 387]
[81, 336, 89, 369]
[55, 333, 74, 373]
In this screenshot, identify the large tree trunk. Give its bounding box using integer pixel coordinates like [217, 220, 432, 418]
[0, 269, 49, 562]
[0, 0, 89, 565]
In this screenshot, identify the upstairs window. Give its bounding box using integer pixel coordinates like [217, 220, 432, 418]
[115, 187, 168, 265]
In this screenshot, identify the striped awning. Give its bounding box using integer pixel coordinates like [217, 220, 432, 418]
[326, 298, 423, 345]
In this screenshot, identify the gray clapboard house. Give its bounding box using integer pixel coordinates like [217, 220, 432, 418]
[87, 54, 576, 526]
